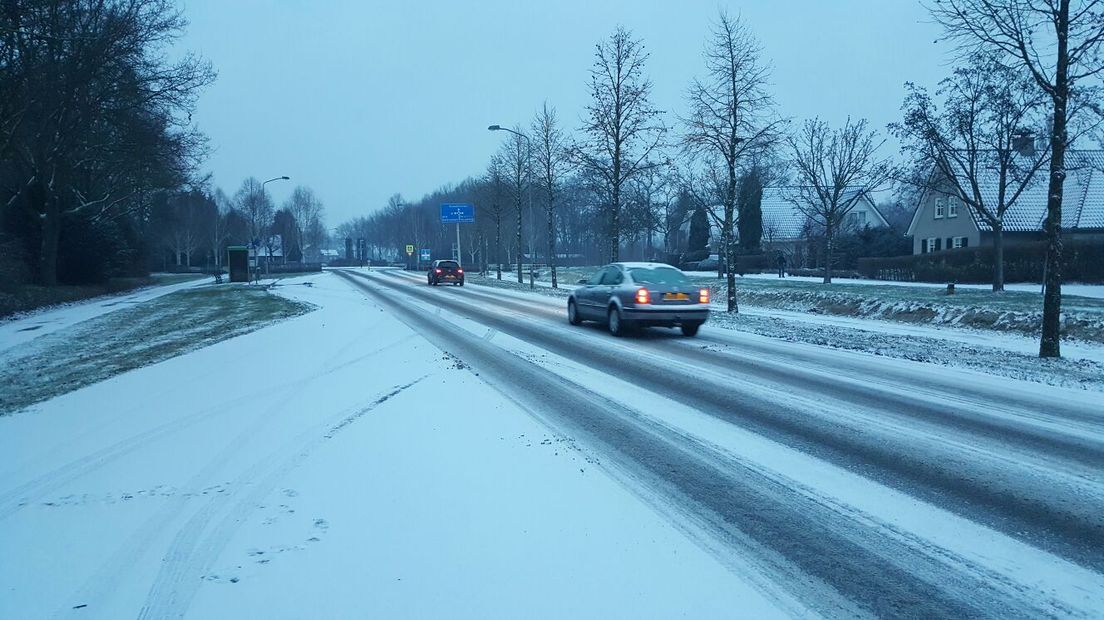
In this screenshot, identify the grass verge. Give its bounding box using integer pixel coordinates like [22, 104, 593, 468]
[476, 266, 1104, 342]
[0, 273, 206, 319]
[0, 285, 313, 415]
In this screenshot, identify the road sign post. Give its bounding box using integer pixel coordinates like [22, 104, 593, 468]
[405, 244, 414, 270]
[440, 204, 475, 265]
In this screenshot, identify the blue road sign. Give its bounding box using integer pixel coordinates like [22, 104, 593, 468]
[440, 203, 475, 223]
[419, 248, 431, 261]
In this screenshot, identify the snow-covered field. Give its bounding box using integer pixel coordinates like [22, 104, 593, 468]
[0, 274, 787, 619]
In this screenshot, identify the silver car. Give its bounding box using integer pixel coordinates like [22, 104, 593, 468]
[567, 262, 710, 337]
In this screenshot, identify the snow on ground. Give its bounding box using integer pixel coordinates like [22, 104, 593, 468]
[0, 277, 208, 354]
[0, 272, 787, 619]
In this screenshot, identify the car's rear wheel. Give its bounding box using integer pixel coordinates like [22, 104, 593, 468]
[608, 306, 626, 337]
[680, 321, 702, 337]
[567, 299, 582, 325]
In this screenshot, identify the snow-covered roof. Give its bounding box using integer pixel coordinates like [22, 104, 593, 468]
[918, 151, 1104, 233]
[761, 187, 885, 240]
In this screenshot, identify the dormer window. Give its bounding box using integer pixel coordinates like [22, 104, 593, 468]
[934, 197, 946, 219]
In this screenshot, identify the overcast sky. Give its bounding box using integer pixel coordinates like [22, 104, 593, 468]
[177, 0, 948, 227]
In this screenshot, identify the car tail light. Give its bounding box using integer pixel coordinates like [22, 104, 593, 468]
[457, 269, 463, 274]
[435, 268, 442, 273]
[635, 288, 650, 305]
[699, 288, 710, 304]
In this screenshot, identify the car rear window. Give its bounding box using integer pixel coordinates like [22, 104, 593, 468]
[438, 261, 459, 269]
[629, 267, 688, 285]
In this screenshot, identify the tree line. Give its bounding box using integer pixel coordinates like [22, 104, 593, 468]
[0, 1, 329, 286]
[345, 1, 1103, 358]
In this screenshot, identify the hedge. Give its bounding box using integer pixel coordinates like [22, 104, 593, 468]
[857, 240, 1104, 283]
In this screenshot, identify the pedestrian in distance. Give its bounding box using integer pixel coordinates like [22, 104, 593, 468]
[777, 251, 787, 278]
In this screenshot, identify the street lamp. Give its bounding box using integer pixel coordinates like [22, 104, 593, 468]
[488, 124, 533, 284]
[258, 175, 290, 278]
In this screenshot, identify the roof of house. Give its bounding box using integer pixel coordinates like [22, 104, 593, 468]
[910, 150, 1104, 235]
[761, 187, 886, 240]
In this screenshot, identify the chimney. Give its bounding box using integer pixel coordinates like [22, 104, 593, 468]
[1012, 130, 1035, 157]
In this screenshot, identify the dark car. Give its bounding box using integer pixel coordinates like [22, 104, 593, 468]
[427, 259, 465, 286]
[567, 262, 710, 336]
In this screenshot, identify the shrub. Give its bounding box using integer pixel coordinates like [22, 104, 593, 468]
[857, 240, 1104, 283]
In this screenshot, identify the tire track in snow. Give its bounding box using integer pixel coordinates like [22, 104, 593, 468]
[135, 379, 425, 620]
[0, 327, 415, 522]
[49, 334, 418, 617]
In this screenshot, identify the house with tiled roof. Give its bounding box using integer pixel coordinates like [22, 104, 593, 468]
[906, 151, 1104, 254]
[759, 187, 888, 264]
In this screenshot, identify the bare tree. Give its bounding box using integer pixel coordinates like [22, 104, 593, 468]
[484, 156, 508, 280]
[234, 177, 274, 246]
[653, 173, 692, 258]
[498, 129, 528, 283]
[929, 0, 1104, 357]
[283, 186, 324, 261]
[682, 11, 782, 311]
[211, 188, 233, 267]
[532, 102, 570, 288]
[893, 54, 1050, 291]
[574, 26, 666, 263]
[787, 117, 895, 284]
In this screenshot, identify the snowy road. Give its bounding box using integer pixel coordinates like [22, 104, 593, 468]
[1, 268, 1101, 618]
[334, 268, 1104, 618]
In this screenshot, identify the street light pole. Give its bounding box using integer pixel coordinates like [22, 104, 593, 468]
[258, 175, 290, 279]
[488, 125, 532, 284]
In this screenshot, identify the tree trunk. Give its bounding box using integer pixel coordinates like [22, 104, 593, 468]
[992, 223, 1005, 292]
[39, 202, 61, 287]
[547, 191, 558, 289]
[495, 216, 502, 280]
[1040, 2, 1069, 359]
[516, 201, 523, 284]
[823, 224, 834, 284]
[610, 181, 621, 263]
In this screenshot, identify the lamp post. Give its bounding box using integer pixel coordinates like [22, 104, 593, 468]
[258, 175, 290, 278]
[488, 124, 532, 284]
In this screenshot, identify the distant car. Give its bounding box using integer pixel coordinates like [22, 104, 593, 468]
[427, 259, 464, 286]
[567, 262, 710, 336]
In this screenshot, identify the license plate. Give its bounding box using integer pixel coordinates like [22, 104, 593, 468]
[664, 292, 689, 301]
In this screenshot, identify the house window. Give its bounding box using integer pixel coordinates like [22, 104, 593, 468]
[953, 236, 963, 249]
[934, 197, 946, 219]
[924, 237, 937, 253]
[948, 201, 959, 218]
